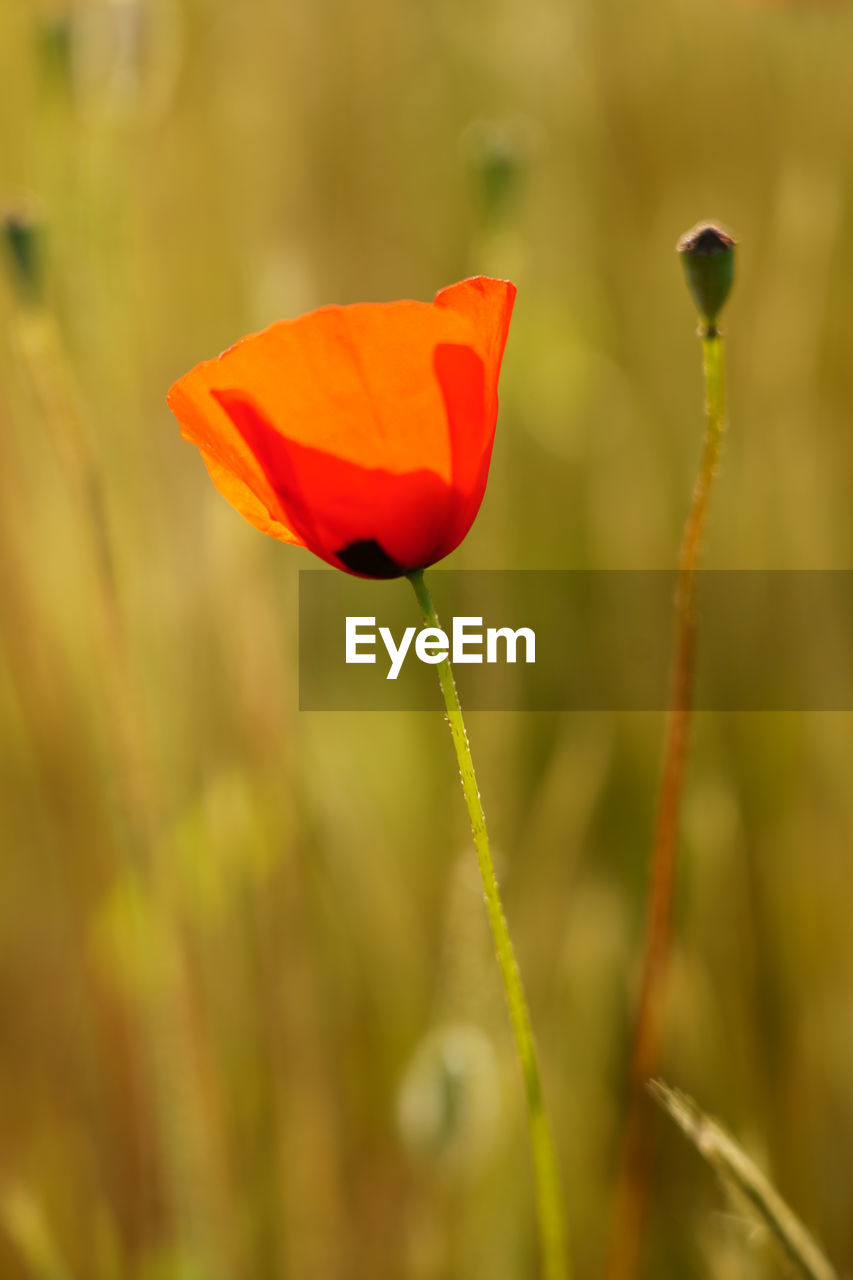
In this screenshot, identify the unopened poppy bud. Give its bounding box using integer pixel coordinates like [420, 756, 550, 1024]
[2, 206, 45, 302]
[397, 1024, 500, 1169]
[677, 221, 736, 332]
[37, 15, 74, 95]
[461, 119, 528, 227]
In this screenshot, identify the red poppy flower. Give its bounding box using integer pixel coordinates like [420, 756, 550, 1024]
[167, 275, 516, 577]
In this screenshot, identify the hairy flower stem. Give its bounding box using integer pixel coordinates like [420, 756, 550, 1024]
[605, 330, 727, 1280]
[408, 568, 570, 1280]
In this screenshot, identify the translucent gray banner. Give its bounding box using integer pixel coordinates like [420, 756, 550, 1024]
[298, 571, 853, 711]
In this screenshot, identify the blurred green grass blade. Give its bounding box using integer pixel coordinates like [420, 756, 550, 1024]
[650, 1082, 838, 1280]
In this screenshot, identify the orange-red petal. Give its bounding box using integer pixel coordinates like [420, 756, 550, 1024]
[435, 275, 516, 419]
[211, 390, 462, 573]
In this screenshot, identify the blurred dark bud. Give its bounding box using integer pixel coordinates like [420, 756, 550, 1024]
[36, 12, 74, 96]
[461, 118, 534, 227]
[2, 205, 46, 304]
[36, 0, 185, 127]
[677, 221, 736, 332]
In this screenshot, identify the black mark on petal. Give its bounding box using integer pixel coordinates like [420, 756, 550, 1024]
[336, 538, 404, 579]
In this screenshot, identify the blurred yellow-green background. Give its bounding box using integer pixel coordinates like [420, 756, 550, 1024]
[4, 1, 853, 1277]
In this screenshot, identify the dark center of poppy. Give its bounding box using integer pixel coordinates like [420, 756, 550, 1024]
[336, 538, 405, 578]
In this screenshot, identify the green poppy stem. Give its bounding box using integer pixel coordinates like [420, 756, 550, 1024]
[605, 328, 727, 1280]
[407, 568, 569, 1280]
